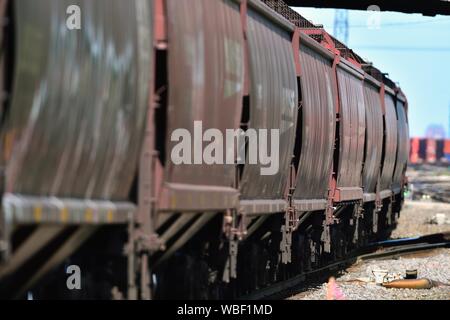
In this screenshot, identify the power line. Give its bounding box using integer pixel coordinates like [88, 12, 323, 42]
[321, 17, 450, 29]
[350, 17, 450, 28]
[354, 46, 450, 51]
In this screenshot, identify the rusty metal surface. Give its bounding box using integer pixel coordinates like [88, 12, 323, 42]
[336, 66, 365, 191]
[380, 93, 398, 190]
[294, 44, 336, 200]
[293, 199, 327, 211]
[380, 189, 393, 199]
[249, 0, 295, 32]
[0, 0, 10, 183]
[240, 199, 287, 216]
[3, 0, 151, 200]
[362, 81, 384, 193]
[334, 187, 363, 202]
[392, 100, 409, 190]
[2, 193, 134, 225]
[165, 0, 244, 187]
[158, 183, 239, 212]
[0, 0, 7, 129]
[240, 6, 298, 200]
[0, 0, 6, 39]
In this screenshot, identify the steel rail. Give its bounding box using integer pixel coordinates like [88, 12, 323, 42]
[241, 232, 450, 300]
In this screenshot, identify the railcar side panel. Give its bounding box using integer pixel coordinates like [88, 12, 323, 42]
[380, 93, 398, 191]
[165, 0, 244, 187]
[293, 45, 336, 200]
[336, 67, 366, 191]
[0, 0, 6, 125]
[4, 0, 152, 200]
[392, 100, 409, 192]
[362, 82, 384, 194]
[240, 6, 298, 199]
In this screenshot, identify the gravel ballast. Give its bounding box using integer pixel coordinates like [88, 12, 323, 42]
[289, 249, 450, 300]
[288, 199, 450, 300]
[392, 201, 450, 238]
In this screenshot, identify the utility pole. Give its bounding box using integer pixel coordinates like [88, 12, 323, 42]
[333, 9, 349, 44]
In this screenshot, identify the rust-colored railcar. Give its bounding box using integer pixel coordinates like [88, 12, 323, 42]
[160, 0, 244, 211]
[392, 95, 410, 193]
[362, 76, 384, 195]
[445, 140, 450, 161]
[380, 89, 398, 192]
[426, 138, 437, 163]
[239, 2, 298, 202]
[409, 137, 420, 164]
[0, 0, 410, 300]
[293, 36, 336, 210]
[335, 61, 366, 201]
[239, 3, 298, 202]
[4, 0, 151, 200]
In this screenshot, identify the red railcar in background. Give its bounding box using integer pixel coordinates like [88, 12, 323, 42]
[410, 138, 450, 164]
[410, 138, 420, 164]
[445, 140, 450, 162]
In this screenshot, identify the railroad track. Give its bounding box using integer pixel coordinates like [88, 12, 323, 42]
[412, 186, 450, 203]
[242, 232, 450, 300]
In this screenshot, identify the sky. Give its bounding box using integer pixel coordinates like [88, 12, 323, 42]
[293, 7, 450, 138]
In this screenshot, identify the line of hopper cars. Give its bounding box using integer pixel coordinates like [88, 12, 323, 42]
[0, 0, 409, 299]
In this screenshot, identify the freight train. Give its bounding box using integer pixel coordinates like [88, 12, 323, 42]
[0, 0, 409, 299]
